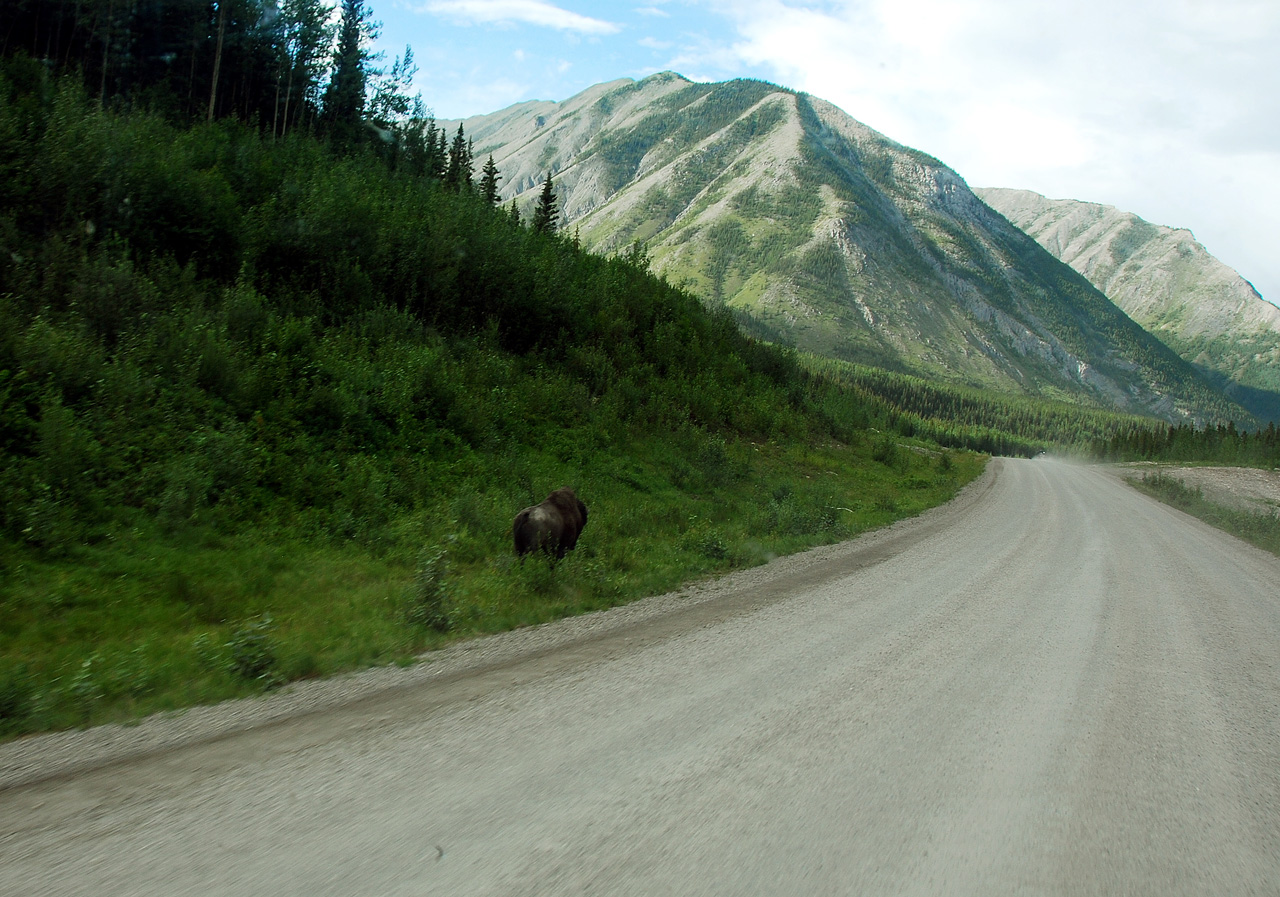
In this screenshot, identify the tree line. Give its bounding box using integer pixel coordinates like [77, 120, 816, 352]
[4, 0, 399, 138]
[1091, 421, 1280, 467]
[0, 0, 566, 227]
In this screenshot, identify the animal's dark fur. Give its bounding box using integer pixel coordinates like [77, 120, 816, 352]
[513, 488, 588, 560]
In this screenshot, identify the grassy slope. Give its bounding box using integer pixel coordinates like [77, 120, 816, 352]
[1, 433, 981, 735]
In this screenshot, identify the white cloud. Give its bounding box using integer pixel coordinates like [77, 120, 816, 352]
[636, 5, 670, 16]
[424, 0, 620, 34]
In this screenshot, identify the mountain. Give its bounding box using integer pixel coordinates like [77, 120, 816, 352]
[975, 188, 1280, 422]
[450, 73, 1245, 425]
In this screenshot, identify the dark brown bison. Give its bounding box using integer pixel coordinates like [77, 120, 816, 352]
[513, 488, 588, 560]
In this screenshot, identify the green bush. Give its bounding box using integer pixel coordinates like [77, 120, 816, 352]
[762, 493, 840, 537]
[402, 547, 452, 631]
[0, 663, 33, 735]
[1134, 471, 1280, 556]
[227, 615, 280, 687]
[871, 435, 900, 467]
[67, 653, 104, 722]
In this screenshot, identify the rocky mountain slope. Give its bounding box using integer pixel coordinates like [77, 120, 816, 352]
[976, 188, 1280, 421]
[450, 73, 1245, 424]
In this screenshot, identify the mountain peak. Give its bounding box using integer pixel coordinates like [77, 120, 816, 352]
[455, 77, 1255, 424]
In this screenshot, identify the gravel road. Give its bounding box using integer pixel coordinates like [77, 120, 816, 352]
[3, 456, 1279, 896]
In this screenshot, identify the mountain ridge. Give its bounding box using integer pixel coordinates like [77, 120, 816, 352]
[977, 187, 1280, 421]
[446, 73, 1248, 425]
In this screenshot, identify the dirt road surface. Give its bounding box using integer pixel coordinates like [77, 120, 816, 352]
[3, 457, 1279, 895]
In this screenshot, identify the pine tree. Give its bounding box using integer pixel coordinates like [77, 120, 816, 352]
[420, 120, 447, 180]
[508, 199, 521, 227]
[444, 124, 472, 192]
[532, 172, 558, 234]
[480, 155, 502, 205]
[368, 44, 419, 127]
[434, 128, 449, 179]
[320, 0, 377, 145]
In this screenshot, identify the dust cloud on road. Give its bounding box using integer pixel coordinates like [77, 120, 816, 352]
[2, 457, 1278, 895]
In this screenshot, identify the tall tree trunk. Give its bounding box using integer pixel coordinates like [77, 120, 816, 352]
[273, 73, 281, 138]
[98, 0, 113, 107]
[281, 56, 295, 137]
[207, 0, 226, 122]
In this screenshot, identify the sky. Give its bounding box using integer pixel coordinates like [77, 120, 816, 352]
[370, 0, 1279, 307]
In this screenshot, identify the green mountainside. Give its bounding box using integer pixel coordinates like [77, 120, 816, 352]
[977, 188, 1280, 422]
[453, 73, 1247, 425]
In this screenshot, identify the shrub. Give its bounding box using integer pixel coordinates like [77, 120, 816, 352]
[762, 492, 839, 537]
[692, 530, 729, 560]
[227, 615, 279, 686]
[401, 547, 452, 631]
[158, 456, 213, 532]
[331, 457, 392, 546]
[0, 664, 34, 735]
[67, 653, 104, 722]
[871, 435, 899, 467]
[514, 550, 558, 595]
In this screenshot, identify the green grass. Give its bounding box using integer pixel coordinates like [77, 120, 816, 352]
[1129, 470, 1280, 556]
[0, 434, 984, 739]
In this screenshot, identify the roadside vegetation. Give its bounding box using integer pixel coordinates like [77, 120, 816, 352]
[813, 353, 1279, 469]
[1130, 471, 1280, 557]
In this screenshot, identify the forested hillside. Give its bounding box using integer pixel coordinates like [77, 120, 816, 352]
[0, 42, 991, 737]
[1, 0, 409, 138]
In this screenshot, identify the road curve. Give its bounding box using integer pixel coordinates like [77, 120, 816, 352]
[2, 457, 1279, 895]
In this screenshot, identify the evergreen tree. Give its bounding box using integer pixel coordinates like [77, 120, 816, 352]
[368, 44, 419, 127]
[532, 172, 558, 234]
[418, 119, 446, 179]
[508, 199, 521, 226]
[277, 0, 336, 138]
[432, 128, 449, 179]
[320, 0, 376, 145]
[480, 155, 502, 205]
[444, 124, 472, 191]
